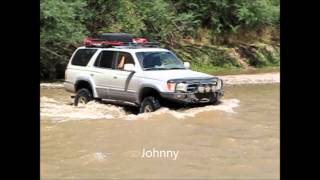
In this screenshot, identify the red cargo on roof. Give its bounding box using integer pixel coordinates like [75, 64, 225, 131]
[83, 33, 149, 47]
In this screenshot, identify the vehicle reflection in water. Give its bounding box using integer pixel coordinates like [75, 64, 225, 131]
[40, 84, 279, 179]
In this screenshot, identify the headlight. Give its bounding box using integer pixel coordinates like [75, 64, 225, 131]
[176, 83, 188, 92]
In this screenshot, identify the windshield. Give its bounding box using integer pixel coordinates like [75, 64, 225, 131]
[136, 51, 185, 70]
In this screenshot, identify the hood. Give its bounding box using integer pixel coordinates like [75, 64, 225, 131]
[142, 69, 214, 81]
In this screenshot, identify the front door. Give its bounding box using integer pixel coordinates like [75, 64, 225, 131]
[108, 51, 137, 102]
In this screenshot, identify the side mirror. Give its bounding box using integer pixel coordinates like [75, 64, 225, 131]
[123, 64, 135, 72]
[184, 62, 190, 69]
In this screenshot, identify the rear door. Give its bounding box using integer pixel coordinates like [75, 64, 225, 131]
[90, 50, 118, 99]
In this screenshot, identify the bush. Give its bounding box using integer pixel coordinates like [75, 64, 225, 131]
[236, 0, 280, 27]
[173, 0, 279, 33]
[237, 44, 279, 67]
[171, 45, 241, 69]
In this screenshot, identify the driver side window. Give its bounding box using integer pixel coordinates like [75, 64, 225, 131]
[116, 52, 135, 70]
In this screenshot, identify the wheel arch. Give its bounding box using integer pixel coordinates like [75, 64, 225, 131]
[74, 75, 99, 97]
[75, 79, 95, 97]
[138, 86, 162, 104]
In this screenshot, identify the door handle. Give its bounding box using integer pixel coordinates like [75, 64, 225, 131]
[113, 76, 117, 79]
[90, 74, 94, 76]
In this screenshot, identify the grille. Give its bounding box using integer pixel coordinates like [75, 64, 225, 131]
[187, 84, 198, 92]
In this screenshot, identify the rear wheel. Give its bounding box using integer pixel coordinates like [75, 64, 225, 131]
[74, 88, 93, 106]
[139, 96, 161, 113]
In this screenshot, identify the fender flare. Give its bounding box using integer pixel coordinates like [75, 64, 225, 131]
[75, 76, 98, 98]
[138, 84, 162, 103]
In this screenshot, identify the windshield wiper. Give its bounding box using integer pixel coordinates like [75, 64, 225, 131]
[166, 67, 186, 70]
[144, 67, 185, 71]
[143, 67, 167, 71]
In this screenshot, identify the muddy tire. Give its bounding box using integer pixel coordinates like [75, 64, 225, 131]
[74, 88, 93, 106]
[139, 96, 161, 113]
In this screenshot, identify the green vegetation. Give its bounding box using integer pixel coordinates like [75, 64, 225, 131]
[191, 64, 279, 75]
[40, 0, 280, 80]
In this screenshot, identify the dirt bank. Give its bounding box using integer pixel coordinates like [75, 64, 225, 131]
[220, 72, 279, 85]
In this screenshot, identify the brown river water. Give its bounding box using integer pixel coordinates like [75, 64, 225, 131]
[40, 83, 279, 179]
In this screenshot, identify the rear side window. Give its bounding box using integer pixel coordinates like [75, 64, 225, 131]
[71, 49, 97, 66]
[94, 51, 116, 69]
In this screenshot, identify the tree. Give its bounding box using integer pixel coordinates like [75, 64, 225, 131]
[40, 0, 88, 79]
[171, 0, 279, 33]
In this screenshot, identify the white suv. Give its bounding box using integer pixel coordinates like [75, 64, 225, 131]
[64, 45, 224, 113]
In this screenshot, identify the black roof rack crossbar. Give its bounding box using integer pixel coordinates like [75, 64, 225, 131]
[122, 42, 160, 47]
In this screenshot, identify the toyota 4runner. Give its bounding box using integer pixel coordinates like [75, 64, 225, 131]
[64, 36, 224, 113]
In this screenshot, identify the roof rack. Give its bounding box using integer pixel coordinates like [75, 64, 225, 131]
[83, 32, 161, 49]
[85, 42, 161, 49]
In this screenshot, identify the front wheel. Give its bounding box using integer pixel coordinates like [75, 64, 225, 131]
[74, 88, 93, 106]
[209, 94, 221, 105]
[139, 96, 161, 113]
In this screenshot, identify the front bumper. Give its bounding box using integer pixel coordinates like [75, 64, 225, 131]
[160, 90, 224, 104]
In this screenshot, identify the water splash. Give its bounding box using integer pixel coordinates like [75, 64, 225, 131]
[94, 152, 107, 161]
[40, 96, 240, 122]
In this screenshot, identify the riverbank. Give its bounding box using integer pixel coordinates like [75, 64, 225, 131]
[40, 72, 280, 88]
[195, 66, 279, 76]
[220, 72, 279, 85]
